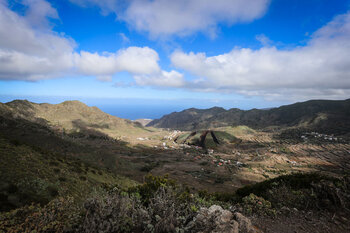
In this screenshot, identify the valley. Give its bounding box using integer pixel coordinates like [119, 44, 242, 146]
[1, 100, 349, 193]
[1, 99, 349, 232]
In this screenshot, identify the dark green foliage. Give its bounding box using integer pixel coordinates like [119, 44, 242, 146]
[58, 177, 67, 182]
[241, 194, 276, 216]
[214, 176, 225, 184]
[79, 180, 197, 233]
[79, 193, 147, 233]
[140, 162, 160, 172]
[198, 190, 238, 204]
[49, 161, 60, 166]
[0, 197, 81, 233]
[130, 174, 176, 204]
[0, 175, 201, 232]
[0, 136, 136, 213]
[236, 173, 330, 198]
[236, 173, 350, 211]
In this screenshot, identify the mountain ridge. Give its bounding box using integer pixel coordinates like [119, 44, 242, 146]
[0, 99, 147, 139]
[147, 98, 350, 134]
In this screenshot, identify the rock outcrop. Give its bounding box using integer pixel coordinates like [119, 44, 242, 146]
[186, 205, 257, 233]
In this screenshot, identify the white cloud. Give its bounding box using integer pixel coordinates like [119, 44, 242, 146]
[75, 46, 161, 77]
[134, 70, 185, 88]
[0, 0, 75, 80]
[68, 0, 122, 15]
[69, 0, 270, 38]
[255, 34, 272, 47]
[23, 0, 59, 28]
[119, 32, 130, 43]
[0, 1, 176, 85]
[170, 12, 350, 100]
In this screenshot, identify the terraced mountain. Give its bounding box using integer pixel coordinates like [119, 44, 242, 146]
[148, 99, 350, 135]
[175, 130, 240, 149]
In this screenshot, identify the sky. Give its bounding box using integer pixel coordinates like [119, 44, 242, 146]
[1, 0, 350, 119]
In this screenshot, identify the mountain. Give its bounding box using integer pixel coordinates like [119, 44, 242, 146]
[133, 118, 153, 126]
[147, 99, 350, 135]
[0, 100, 147, 140]
[1, 99, 350, 232]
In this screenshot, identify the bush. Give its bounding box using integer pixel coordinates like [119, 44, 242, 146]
[79, 192, 149, 233]
[236, 173, 350, 211]
[236, 173, 329, 199]
[130, 174, 176, 204]
[0, 197, 81, 233]
[241, 193, 276, 216]
[147, 187, 196, 232]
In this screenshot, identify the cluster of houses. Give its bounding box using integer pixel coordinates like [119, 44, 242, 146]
[163, 130, 181, 140]
[212, 158, 231, 166]
[286, 160, 298, 166]
[301, 132, 339, 141]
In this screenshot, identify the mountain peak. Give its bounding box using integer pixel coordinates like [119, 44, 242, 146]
[60, 100, 87, 107]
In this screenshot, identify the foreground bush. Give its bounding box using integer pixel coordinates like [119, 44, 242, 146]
[0, 197, 81, 232]
[79, 192, 148, 233]
[2, 173, 349, 232]
[0, 174, 200, 233]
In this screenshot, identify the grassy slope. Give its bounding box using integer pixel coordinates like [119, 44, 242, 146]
[0, 100, 143, 212]
[0, 136, 137, 212]
[3, 100, 149, 139]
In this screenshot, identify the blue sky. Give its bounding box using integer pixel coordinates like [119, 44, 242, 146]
[1, 0, 350, 119]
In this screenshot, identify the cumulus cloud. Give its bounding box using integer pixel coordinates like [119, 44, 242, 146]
[134, 70, 185, 88]
[170, 12, 350, 100]
[75, 47, 160, 76]
[23, 0, 59, 28]
[0, 0, 177, 85]
[69, 0, 270, 38]
[0, 0, 75, 80]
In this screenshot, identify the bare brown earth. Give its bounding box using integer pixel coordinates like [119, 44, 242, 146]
[86, 126, 350, 193]
[252, 211, 350, 233]
[2, 100, 348, 193]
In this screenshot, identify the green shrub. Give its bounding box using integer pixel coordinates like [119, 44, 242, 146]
[79, 193, 148, 233]
[241, 193, 276, 216]
[0, 197, 81, 233]
[130, 174, 176, 204]
[236, 173, 350, 211]
[58, 177, 67, 182]
[236, 173, 330, 199]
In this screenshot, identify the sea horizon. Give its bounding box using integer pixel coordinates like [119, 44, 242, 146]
[0, 95, 289, 120]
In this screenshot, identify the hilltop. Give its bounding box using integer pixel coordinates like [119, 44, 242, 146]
[148, 99, 350, 135]
[0, 100, 151, 141]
